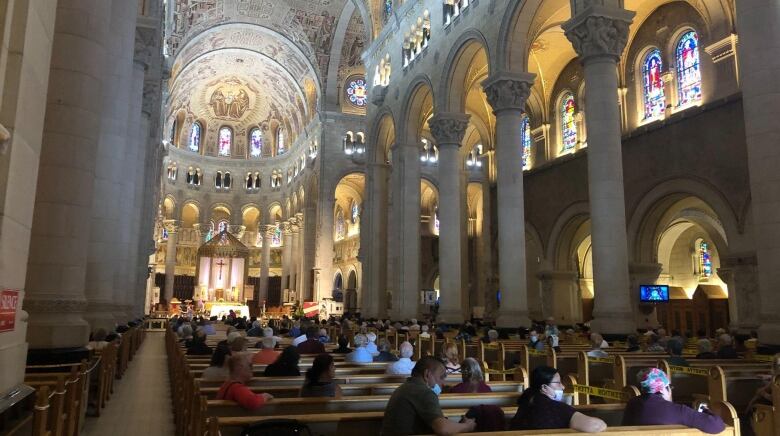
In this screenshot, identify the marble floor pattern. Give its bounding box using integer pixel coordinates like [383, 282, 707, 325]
[82, 332, 174, 435]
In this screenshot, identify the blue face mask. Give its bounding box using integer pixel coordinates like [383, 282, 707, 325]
[431, 384, 442, 396]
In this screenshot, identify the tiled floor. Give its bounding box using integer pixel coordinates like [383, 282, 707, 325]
[82, 332, 174, 435]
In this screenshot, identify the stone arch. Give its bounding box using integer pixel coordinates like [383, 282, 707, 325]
[369, 108, 396, 164]
[181, 201, 201, 228]
[162, 195, 177, 220]
[398, 75, 435, 146]
[546, 201, 591, 270]
[439, 28, 491, 113]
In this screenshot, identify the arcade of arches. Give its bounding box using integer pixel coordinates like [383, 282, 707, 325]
[3, 0, 780, 405]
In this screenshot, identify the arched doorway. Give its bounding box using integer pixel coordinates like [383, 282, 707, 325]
[345, 270, 358, 313]
[333, 272, 343, 303]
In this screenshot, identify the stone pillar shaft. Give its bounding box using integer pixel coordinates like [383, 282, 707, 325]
[290, 223, 300, 301]
[736, 0, 780, 344]
[363, 162, 389, 318]
[391, 143, 421, 320]
[314, 196, 335, 301]
[564, 4, 635, 334]
[259, 225, 272, 305]
[163, 221, 178, 303]
[24, 0, 113, 349]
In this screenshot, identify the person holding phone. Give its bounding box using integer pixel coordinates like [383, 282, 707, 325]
[622, 368, 725, 433]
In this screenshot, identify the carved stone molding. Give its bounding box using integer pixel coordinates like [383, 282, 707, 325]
[134, 26, 156, 68]
[482, 72, 536, 114]
[163, 219, 179, 233]
[428, 112, 471, 146]
[371, 86, 389, 106]
[563, 5, 634, 62]
[24, 298, 87, 314]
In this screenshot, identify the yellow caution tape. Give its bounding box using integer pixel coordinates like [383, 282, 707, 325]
[528, 349, 547, 357]
[588, 356, 615, 364]
[668, 365, 710, 376]
[754, 355, 775, 363]
[573, 384, 626, 400]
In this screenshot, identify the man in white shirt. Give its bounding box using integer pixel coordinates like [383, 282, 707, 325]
[386, 341, 415, 375]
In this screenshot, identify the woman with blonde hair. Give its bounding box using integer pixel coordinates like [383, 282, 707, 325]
[441, 342, 461, 374]
[450, 358, 492, 393]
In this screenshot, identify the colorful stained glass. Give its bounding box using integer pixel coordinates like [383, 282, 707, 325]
[276, 128, 285, 155]
[434, 205, 440, 233]
[249, 128, 263, 157]
[643, 49, 665, 119]
[699, 240, 712, 278]
[189, 122, 201, 152]
[218, 127, 232, 156]
[346, 77, 367, 107]
[335, 209, 346, 240]
[676, 31, 702, 106]
[351, 201, 360, 224]
[561, 93, 577, 151]
[521, 115, 532, 169]
[272, 223, 282, 246]
[384, 0, 392, 19]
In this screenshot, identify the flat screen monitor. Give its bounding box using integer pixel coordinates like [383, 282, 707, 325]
[640, 285, 669, 302]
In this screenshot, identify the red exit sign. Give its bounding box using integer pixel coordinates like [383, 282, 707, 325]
[0, 289, 20, 333]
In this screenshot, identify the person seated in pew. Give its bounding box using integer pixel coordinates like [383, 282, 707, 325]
[646, 333, 665, 352]
[318, 328, 330, 344]
[264, 346, 301, 377]
[203, 343, 232, 381]
[510, 366, 606, 432]
[374, 339, 399, 362]
[622, 368, 725, 433]
[289, 320, 302, 338]
[217, 355, 274, 410]
[440, 342, 461, 374]
[587, 333, 609, 358]
[745, 353, 780, 427]
[186, 329, 213, 356]
[625, 334, 641, 352]
[246, 320, 263, 337]
[333, 335, 352, 354]
[366, 332, 380, 356]
[345, 333, 374, 363]
[87, 328, 109, 351]
[528, 328, 545, 351]
[482, 329, 499, 344]
[667, 339, 689, 366]
[252, 337, 280, 365]
[261, 326, 282, 349]
[381, 356, 477, 436]
[449, 358, 491, 393]
[297, 326, 326, 354]
[716, 334, 738, 359]
[386, 341, 416, 375]
[300, 354, 342, 398]
[228, 335, 248, 354]
[696, 339, 717, 359]
[548, 334, 562, 353]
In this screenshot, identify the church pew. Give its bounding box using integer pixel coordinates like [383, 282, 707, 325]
[185, 360, 387, 372]
[751, 374, 780, 436]
[189, 365, 390, 378]
[24, 361, 91, 436]
[197, 380, 525, 399]
[195, 374, 410, 388]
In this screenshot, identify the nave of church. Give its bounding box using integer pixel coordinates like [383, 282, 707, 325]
[3, 0, 780, 434]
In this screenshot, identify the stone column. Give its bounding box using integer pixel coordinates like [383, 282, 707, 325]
[718, 255, 760, 331]
[483, 73, 536, 327]
[85, 0, 138, 330]
[258, 225, 272, 305]
[0, 0, 58, 393]
[314, 195, 335, 301]
[390, 143, 421, 320]
[295, 212, 305, 299]
[302, 204, 317, 300]
[538, 270, 581, 323]
[735, 0, 780, 344]
[24, 0, 113, 350]
[290, 219, 301, 302]
[362, 162, 389, 318]
[563, 2, 635, 334]
[429, 113, 470, 323]
[163, 219, 179, 304]
[281, 221, 293, 299]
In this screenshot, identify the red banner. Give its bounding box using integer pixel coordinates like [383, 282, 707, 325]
[0, 289, 20, 333]
[303, 301, 319, 318]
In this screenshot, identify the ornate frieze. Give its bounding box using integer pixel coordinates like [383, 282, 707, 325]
[428, 112, 470, 146]
[563, 5, 634, 62]
[482, 72, 536, 113]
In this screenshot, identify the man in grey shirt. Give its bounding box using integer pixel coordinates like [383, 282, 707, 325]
[381, 356, 476, 436]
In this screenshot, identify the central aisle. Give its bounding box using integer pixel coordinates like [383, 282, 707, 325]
[82, 332, 174, 435]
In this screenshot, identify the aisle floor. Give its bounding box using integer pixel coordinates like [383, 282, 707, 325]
[82, 332, 174, 435]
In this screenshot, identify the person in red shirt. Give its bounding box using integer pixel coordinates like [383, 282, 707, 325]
[216, 355, 273, 410]
[252, 337, 280, 365]
[296, 326, 326, 354]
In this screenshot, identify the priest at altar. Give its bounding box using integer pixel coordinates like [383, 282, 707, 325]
[195, 229, 252, 318]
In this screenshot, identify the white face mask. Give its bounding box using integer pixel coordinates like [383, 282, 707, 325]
[553, 389, 564, 402]
[530, 335, 538, 342]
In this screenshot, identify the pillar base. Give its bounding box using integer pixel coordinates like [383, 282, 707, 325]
[758, 321, 780, 347]
[26, 314, 90, 350]
[437, 308, 465, 325]
[495, 310, 531, 328]
[589, 311, 635, 335]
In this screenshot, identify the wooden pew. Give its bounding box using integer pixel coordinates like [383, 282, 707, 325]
[752, 374, 780, 436]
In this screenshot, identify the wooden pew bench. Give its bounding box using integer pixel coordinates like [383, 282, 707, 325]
[195, 373, 410, 388]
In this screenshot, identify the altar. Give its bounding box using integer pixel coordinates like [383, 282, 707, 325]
[195, 229, 251, 315]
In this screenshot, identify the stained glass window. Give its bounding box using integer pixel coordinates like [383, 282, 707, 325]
[698, 240, 712, 278]
[521, 115, 532, 170]
[249, 128, 263, 157]
[335, 209, 346, 240]
[351, 200, 360, 224]
[218, 127, 232, 156]
[272, 223, 282, 246]
[217, 220, 228, 233]
[346, 77, 367, 107]
[643, 49, 665, 119]
[560, 93, 577, 152]
[434, 205, 440, 234]
[189, 122, 202, 152]
[676, 31, 702, 107]
[276, 128, 285, 155]
[384, 0, 392, 21]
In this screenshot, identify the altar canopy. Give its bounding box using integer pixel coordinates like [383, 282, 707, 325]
[195, 230, 249, 307]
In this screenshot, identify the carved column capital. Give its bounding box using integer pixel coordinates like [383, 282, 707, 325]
[482, 72, 536, 114]
[428, 112, 471, 147]
[163, 219, 179, 233]
[562, 5, 634, 62]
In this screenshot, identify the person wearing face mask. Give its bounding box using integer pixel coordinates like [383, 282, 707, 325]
[528, 328, 545, 351]
[510, 366, 606, 432]
[622, 368, 725, 433]
[381, 356, 477, 436]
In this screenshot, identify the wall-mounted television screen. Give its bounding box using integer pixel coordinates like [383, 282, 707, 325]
[640, 285, 669, 302]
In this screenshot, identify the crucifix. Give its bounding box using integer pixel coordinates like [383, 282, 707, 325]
[216, 259, 226, 280]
